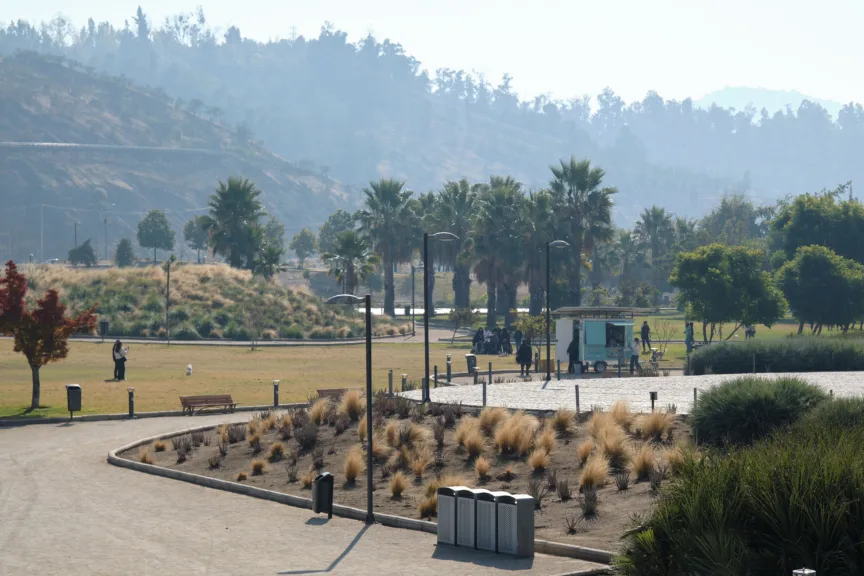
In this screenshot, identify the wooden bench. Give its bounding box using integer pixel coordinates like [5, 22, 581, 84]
[179, 394, 237, 415]
[316, 388, 364, 401]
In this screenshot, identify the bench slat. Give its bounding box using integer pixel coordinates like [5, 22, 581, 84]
[179, 394, 236, 415]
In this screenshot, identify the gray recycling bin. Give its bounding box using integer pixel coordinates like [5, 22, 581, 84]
[99, 319, 109, 342]
[437, 485, 469, 546]
[477, 490, 508, 552]
[454, 488, 477, 547]
[312, 472, 334, 518]
[65, 384, 81, 418]
[496, 493, 535, 557]
[465, 354, 477, 374]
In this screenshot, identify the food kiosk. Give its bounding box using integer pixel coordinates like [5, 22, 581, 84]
[553, 307, 646, 373]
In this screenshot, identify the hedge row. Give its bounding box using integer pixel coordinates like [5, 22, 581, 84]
[689, 337, 864, 374]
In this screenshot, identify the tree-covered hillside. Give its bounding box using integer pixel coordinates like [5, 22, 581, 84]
[5, 8, 862, 226]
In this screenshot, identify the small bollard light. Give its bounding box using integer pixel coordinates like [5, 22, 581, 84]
[127, 387, 135, 419]
[575, 384, 580, 415]
[401, 374, 407, 392]
[272, 380, 280, 408]
[488, 362, 492, 387]
[434, 365, 438, 389]
[649, 391, 658, 412]
[446, 354, 452, 383]
[793, 569, 815, 576]
[556, 360, 561, 380]
[388, 370, 393, 396]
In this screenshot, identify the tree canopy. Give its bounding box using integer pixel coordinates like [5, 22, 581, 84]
[137, 209, 175, 262]
[289, 228, 318, 269]
[68, 239, 97, 267]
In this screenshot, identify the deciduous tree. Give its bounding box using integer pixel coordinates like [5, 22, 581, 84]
[289, 228, 318, 269]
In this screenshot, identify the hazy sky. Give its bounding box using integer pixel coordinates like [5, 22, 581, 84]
[7, 0, 863, 104]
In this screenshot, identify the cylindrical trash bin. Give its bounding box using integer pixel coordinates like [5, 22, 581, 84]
[99, 319, 109, 341]
[455, 488, 478, 548]
[66, 384, 82, 418]
[477, 490, 508, 552]
[437, 485, 469, 546]
[312, 472, 334, 518]
[496, 493, 535, 557]
[465, 354, 477, 375]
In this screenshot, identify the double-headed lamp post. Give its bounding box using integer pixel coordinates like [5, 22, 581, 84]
[423, 232, 460, 402]
[325, 293, 374, 524]
[546, 240, 570, 381]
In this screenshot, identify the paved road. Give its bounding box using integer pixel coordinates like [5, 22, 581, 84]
[405, 372, 864, 414]
[0, 416, 600, 576]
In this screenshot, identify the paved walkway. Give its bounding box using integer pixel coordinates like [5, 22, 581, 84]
[405, 372, 864, 414]
[0, 415, 601, 576]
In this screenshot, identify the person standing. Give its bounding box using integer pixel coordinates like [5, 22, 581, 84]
[113, 340, 129, 381]
[566, 337, 579, 374]
[513, 328, 523, 350]
[629, 337, 642, 374]
[684, 322, 694, 354]
[640, 321, 651, 352]
[516, 340, 533, 376]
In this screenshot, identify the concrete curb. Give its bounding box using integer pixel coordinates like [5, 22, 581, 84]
[0, 403, 308, 428]
[107, 424, 614, 567]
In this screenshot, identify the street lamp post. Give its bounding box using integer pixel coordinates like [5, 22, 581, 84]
[411, 263, 416, 337]
[546, 240, 570, 381]
[423, 232, 459, 402]
[325, 293, 374, 524]
[74, 221, 79, 249]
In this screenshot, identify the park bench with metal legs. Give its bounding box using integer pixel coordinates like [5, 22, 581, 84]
[179, 394, 237, 415]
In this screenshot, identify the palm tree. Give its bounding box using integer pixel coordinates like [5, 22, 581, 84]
[522, 190, 556, 316]
[617, 230, 648, 284]
[357, 179, 414, 316]
[635, 206, 675, 297]
[322, 230, 380, 295]
[587, 240, 621, 302]
[471, 177, 526, 327]
[201, 177, 266, 270]
[434, 179, 481, 309]
[549, 157, 616, 306]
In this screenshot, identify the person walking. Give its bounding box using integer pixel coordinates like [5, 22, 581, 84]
[629, 337, 642, 375]
[113, 340, 129, 381]
[516, 340, 533, 376]
[566, 337, 579, 374]
[640, 321, 651, 352]
[473, 328, 484, 353]
[684, 322, 694, 354]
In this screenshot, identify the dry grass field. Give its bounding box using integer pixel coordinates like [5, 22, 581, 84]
[0, 340, 458, 418]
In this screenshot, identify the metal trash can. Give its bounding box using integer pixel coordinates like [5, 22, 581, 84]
[65, 384, 81, 417]
[496, 493, 535, 557]
[465, 354, 477, 375]
[437, 485, 469, 546]
[455, 488, 481, 548]
[99, 319, 109, 341]
[312, 472, 334, 518]
[477, 490, 508, 552]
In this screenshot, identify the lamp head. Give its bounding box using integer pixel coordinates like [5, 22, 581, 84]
[325, 294, 365, 305]
[429, 231, 459, 242]
[549, 240, 570, 249]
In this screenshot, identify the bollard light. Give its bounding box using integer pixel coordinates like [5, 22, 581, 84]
[793, 569, 815, 576]
[273, 380, 280, 408]
[127, 386, 135, 419]
[649, 391, 658, 412]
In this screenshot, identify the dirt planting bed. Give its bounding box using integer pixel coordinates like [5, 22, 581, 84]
[122, 392, 692, 552]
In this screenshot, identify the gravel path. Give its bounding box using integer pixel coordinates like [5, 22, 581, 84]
[404, 372, 864, 414]
[0, 415, 600, 576]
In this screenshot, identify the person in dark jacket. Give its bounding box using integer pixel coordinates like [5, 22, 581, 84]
[640, 321, 651, 352]
[516, 341, 533, 376]
[567, 338, 579, 374]
[112, 340, 129, 381]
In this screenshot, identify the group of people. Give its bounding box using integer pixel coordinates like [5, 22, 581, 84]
[112, 340, 129, 381]
[472, 326, 523, 356]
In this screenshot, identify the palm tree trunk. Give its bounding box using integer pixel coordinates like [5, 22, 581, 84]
[797, 320, 804, 335]
[503, 283, 517, 327]
[30, 364, 41, 410]
[486, 268, 497, 327]
[568, 234, 584, 306]
[453, 264, 471, 309]
[383, 249, 395, 316]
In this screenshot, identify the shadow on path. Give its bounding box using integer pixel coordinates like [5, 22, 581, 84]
[431, 545, 535, 571]
[278, 524, 370, 574]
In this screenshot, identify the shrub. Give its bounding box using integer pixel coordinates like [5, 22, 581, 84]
[312, 446, 325, 469]
[411, 450, 432, 480]
[286, 464, 298, 483]
[552, 407, 575, 435]
[805, 397, 864, 429]
[610, 400, 634, 431]
[475, 456, 492, 480]
[691, 376, 827, 446]
[463, 430, 485, 458]
[557, 478, 572, 502]
[339, 390, 365, 421]
[383, 420, 400, 447]
[689, 337, 864, 375]
[597, 426, 632, 470]
[478, 407, 508, 436]
[501, 465, 515, 481]
[432, 418, 446, 448]
[387, 446, 410, 471]
[251, 460, 267, 475]
[268, 441, 285, 462]
[439, 474, 469, 488]
[191, 430, 205, 446]
[236, 472, 247, 482]
[579, 486, 598, 519]
[418, 494, 438, 518]
[493, 411, 539, 456]
[633, 444, 656, 481]
[586, 411, 616, 439]
[389, 471, 408, 497]
[300, 469, 315, 488]
[227, 423, 246, 444]
[546, 468, 558, 490]
[615, 471, 630, 491]
[579, 457, 609, 489]
[153, 440, 166, 452]
[637, 411, 675, 442]
[577, 439, 593, 464]
[536, 428, 556, 454]
[138, 447, 154, 464]
[247, 433, 262, 453]
[295, 423, 319, 450]
[208, 454, 221, 469]
[172, 434, 192, 452]
[278, 415, 293, 440]
[454, 417, 480, 447]
[399, 422, 428, 447]
[528, 449, 550, 471]
[357, 415, 367, 442]
[309, 399, 331, 425]
[526, 477, 551, 510]
[344, 446, 364, 483]
[173, 325, 201, 341]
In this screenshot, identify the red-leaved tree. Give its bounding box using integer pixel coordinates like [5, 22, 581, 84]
[0, 261, 97, 410]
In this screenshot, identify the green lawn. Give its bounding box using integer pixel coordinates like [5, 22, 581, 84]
[0, 340, 470, 419]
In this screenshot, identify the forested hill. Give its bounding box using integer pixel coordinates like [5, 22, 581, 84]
[0, 50, 351, 262]
[3, 9, 864, 223]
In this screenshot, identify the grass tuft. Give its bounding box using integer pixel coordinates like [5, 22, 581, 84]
[251, 459, 267, 475]
[578, 439, 593, 464]
[153, 440, 166, 452]
[611, 400, 634, 431]
[339, 390, 365, 421]
[138, 447, 154, 464]
[474, 456, 492, 480]
[310, 399, 331, 426]
[344, 446, 364, 483]
[552, 407, 575, 435]
[236, 472, 247, 482]
[300, 469, 315, 488]
[528, 449, 550, 471]
[478, 407, 508, 436]
[633, 443, 656, 481]
[389, 471, 408, 497]
[579, 457, 609, 489]
[637, 411, 676, 443]
[268, 441, 285, 462]
[418, 494, 438, 518]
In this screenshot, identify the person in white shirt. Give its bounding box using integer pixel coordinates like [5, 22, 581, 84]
[112, 340, 129, 381]
[629, 338, 642, 375]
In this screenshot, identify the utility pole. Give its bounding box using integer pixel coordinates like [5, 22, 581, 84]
[40, 204, 44, 262]
[74, 221, 78, 249]
[104, 216, 108, 262]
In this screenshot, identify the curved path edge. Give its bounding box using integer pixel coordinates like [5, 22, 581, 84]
[107, 423, 614, 569]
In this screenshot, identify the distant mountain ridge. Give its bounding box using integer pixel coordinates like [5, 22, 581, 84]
[0, 51, 353, 262]
[695, 86, 844, 117]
